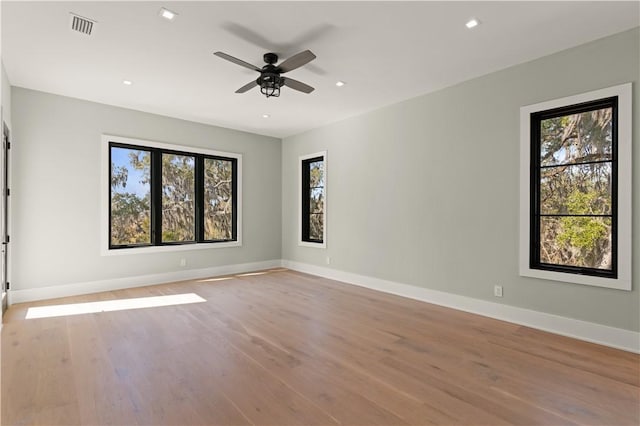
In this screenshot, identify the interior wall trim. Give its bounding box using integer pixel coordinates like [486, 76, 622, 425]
[8, 259, 282, 304]
[282, 260, 640, 354]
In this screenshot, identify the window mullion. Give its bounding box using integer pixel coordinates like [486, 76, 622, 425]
[151, 149, 163, 245]
[231, 158, 238, 240]
[530, 113, 541, 268]
[195, 156, 204, 242]
[611, 99, 619, 277]
[301, 161, 310, 241]
[108, 145, 113, 248]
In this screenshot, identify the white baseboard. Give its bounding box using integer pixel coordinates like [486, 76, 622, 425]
[282, 260, 640, 354]
[9, 259, 282, 305]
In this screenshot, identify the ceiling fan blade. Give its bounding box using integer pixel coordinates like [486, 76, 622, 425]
[214, 51, 261, 72]
[278, 50, 316, 73]
[235, 80, 258, 93]
[282, 77, 314, 94]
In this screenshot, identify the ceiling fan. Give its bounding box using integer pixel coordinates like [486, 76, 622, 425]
[214, 50, 316, 98]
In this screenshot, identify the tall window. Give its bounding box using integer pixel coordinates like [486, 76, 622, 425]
[519, 84, 631, 290]
[162, 153, 196, 243]
[110, 146, 152, 246]
[107, 138, 239, 251]
[204, 158, 234, 241]
[530, 97, 617, 278]
[300, 152, 326, 246]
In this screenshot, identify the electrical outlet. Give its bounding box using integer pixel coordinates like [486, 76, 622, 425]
[494, 285, 503, 298]
[326, 256, 331, 265]
[180, 258, 187, 267]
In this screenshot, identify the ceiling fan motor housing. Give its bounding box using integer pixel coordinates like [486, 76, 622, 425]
[263, 52, 278, 64]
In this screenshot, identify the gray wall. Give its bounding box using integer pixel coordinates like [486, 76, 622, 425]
[282, 28, 640, 331]
[11, 88, 281, 290]
[1, 62, 10, 129]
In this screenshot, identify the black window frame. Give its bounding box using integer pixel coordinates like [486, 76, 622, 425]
[301, 155, 325, 244]
[109, 141, 238, 250]
[529, 96, 618, 279]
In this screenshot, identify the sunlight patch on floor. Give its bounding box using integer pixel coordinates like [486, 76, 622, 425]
[197, 276, 234, 283]
[236, 271, 269, 277]
[25, 293, 206, 319]
[197, 268, 285, 283]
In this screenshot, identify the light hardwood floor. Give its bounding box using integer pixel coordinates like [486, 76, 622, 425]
[2, 269, 639, 425]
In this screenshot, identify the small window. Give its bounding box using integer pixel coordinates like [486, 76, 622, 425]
[300, 152, 326, 247]
[520, 84, 631, 290]
[104, 136, 241, 254]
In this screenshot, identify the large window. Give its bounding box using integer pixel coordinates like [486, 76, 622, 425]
[300, 152, 326, 247]
[104, 136, 240, 253]
[531, 98, 617, 277]
[519, 84, 631, 290]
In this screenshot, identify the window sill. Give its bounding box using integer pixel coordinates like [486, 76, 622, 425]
[101, 241, 241, 256]
[519, 265, 631, 291]
[298, 241, 326, 249]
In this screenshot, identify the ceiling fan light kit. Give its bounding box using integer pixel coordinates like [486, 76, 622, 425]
[214, 50, 316, 98]
[259, 53, 281, 98]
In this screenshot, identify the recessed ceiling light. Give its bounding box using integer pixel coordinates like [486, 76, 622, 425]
[336, 81, 346, 87]
[262, 114, 270, 119]
[159, 7, 177, 21]
[465, 18, 479, 29]
[123, 80, 133, 86]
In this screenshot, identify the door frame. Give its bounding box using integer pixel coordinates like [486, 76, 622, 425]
[1, 122, 9, 316]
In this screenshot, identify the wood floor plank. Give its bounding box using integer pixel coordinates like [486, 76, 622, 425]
[203, 275, 518, 425]
[2, 317, 81, 425]
[92, 298, 254, 425]
[251, 271, 639, 423]
[491, 326, 640, 386]
[66, 314, 141, 425]
[2, 268, 638, 425]
[191, 298, 413, 425]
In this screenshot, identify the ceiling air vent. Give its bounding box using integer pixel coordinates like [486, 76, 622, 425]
[70, 13, 96, 36]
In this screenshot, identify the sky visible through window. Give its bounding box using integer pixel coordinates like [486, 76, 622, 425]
[111, 147, 148, 197]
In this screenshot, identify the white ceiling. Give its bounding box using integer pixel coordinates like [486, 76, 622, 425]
[2, 1, 639, 138]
